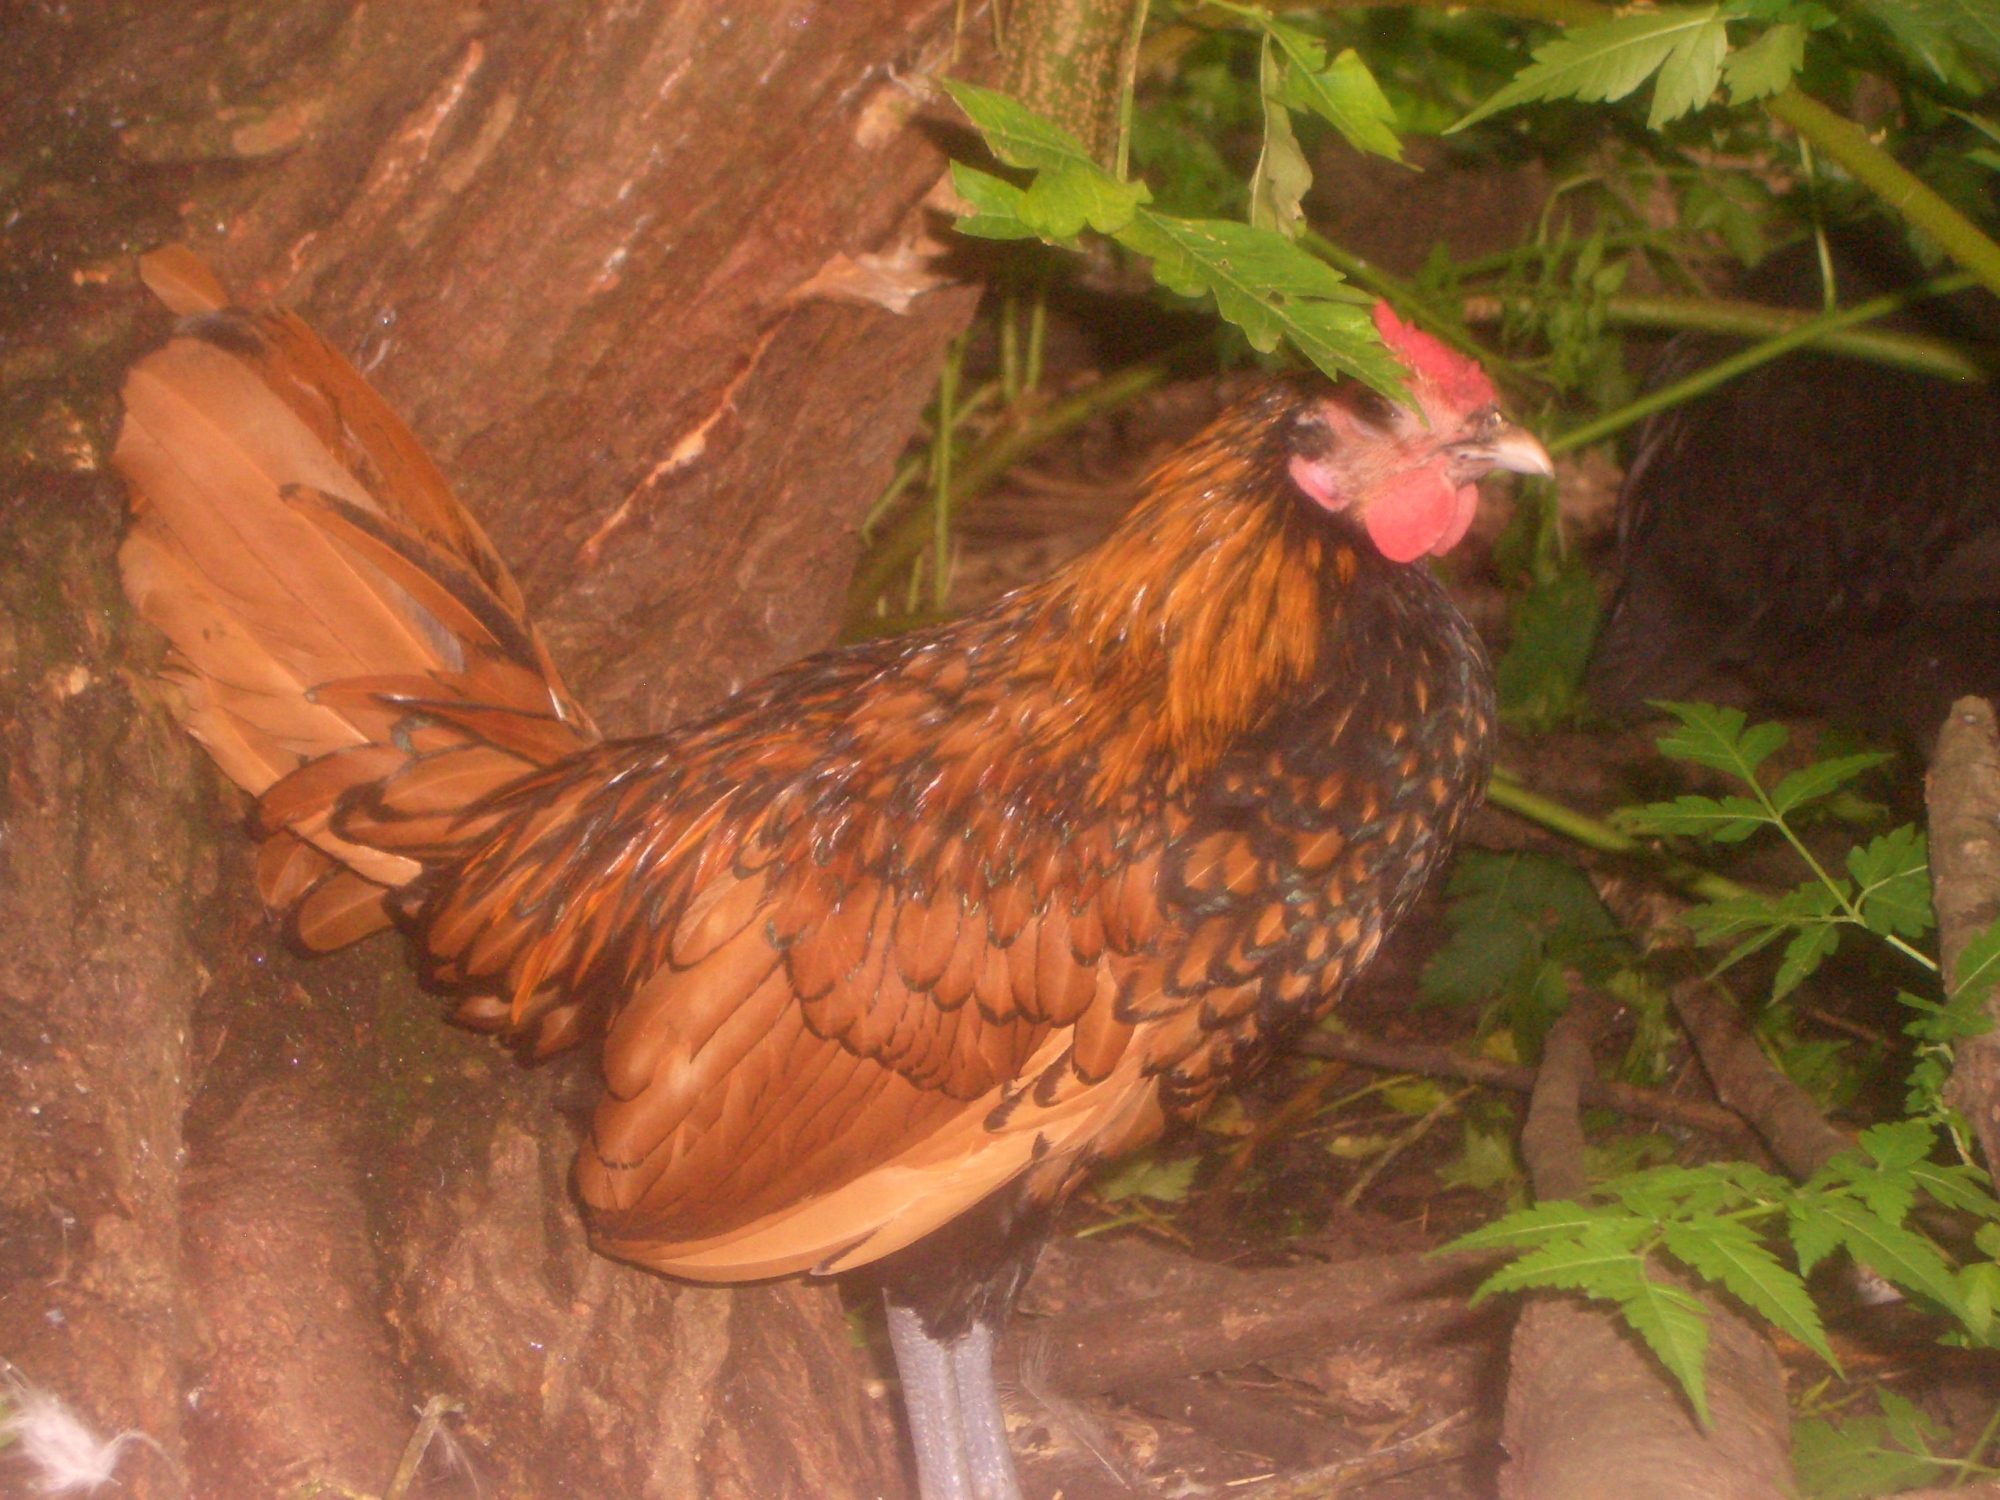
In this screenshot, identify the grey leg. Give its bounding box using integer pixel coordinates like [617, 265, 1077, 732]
[886, 1303, 1025, 1500]
[887, 1301, 973, 1500]
[949, 1320, 1023, 1500]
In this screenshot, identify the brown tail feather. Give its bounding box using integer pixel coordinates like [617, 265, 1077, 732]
[115, 250, 599, 945]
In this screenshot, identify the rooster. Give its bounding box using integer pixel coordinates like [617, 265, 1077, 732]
[114, 249, 1549, 1500]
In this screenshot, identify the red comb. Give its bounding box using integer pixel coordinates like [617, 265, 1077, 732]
[1372, 302, 1495, 412]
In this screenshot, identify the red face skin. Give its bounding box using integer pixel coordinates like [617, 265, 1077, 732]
[1286, 303, 1550, 563]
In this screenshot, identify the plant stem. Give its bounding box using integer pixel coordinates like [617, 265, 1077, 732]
[932, 337, 964, 611]
[1765, 89, 2000, 305]
[1355, 0, 2000, 299]
[1549, 272, 1981, 454]
[845, 358, 1173, 624]
[1487, 767, 1753, 904]
[1465, 282, 1990, 383]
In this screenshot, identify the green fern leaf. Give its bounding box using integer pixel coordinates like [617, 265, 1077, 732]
[1450, 8, 1725, 133]
[1661, 1219, 1836, 1365]
[1722, 21, 1808, 101]
[1618, 1274, 1714, 1423]
[1652, 702, 1788, 782]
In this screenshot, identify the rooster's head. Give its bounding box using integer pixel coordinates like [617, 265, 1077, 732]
[1285, 302, 1552, 562]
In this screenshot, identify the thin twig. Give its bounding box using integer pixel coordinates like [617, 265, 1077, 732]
[1294, 1029, 1753, 1138]
[1343, 1086, 1473, 1208]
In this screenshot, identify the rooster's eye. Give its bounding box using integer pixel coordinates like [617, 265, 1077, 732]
[1345, 386, 1396, 431]
[1287, 406, 1338, 459]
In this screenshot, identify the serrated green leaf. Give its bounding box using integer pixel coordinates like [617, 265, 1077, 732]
[1283, 46, 1406, 162]
[1618, 1274, 1714, 1422]
[1652, 702, 1788, 782]
[1607, 1164, 1753, 1217]
[1477, 1219, 1655, 1299]
[1911, 1160, 2000, 1219]
[1789, 1195, 1840, 1277]
[944, 78, 1103, 175]
[1115, 213, 1408, 394]
[1858, 1119, 1934, 1171]
[1682, 881, 1841, 977]
[1210, 4, 1406, 161]
[1496, 557, 1603, 730]
[1768, 752, 1892, 815]
[1249, 38, 1312, 237]
[948, 163, 1042, 241]
[1793, 1404, 1950, 1500]
[1817, 1143, 1920, 1227]
[1450, 7, 1725, 133]
[1017, 162, 1151, 239]
[1879, 1389, 1947, 1451]
[1436, 1120, 1527, 1195]
[1421, 852, 1628, 1047]
[1820, 1198, 1968, 1316]
[1648, 13, 1730, 126]
[1774, 922, 1841, 1002]
[946, 82, 1149, 239]
[1447, 1199, 1606, 1253]
[1721, 0, 1836, 23]
[1619, 793, 1770, 842]
[1722, 21, 1808, 101]
[1680, 892, 1787, 944]
[1278, 297, 1417, 400]
[1848, 827, 1934, 939]
[1662, 1219, 1835, 1366]
[1961, 1259, 2000, 1341]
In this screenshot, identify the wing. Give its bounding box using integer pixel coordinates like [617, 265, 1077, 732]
[399, 627, 1245, 1280]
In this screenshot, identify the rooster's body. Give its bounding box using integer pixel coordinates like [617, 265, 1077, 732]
[115, 252, 1547, 1500]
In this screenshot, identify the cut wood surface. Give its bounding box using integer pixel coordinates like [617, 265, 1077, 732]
[1499, 1003, 1794, 1500]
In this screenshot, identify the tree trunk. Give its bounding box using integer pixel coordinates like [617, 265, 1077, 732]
[3, 2, 989, 1494]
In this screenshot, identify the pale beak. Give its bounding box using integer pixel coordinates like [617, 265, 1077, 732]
[1450, 421, 1554, 483]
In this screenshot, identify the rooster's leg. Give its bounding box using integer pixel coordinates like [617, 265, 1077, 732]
[886, 1302, 1023, 1500]
[947, 1319, 1017, 1498]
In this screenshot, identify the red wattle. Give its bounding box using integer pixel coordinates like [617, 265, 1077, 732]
[1363, 472, 1471, 563]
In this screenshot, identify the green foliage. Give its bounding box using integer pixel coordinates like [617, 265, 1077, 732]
[1456, 7, 1735, 132]
[1793, 1389, 1961, 1499]
[1095, 1151, 1200, 1205]
[1451, 1128, 2000, 1418]
[1422, 851, 1634, 1052]
[1448, 707, 2000, 1420]
[1619, 704, 1925, 1003]
[946, 79, 1412, 401]
[1438, 1116, 1531, 1198]
[1211, 4, 1406, 163]
[1491, 492, 1602, 730]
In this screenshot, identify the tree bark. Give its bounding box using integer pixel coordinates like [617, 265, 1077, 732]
[6, 2, 992, 1494]
[1931, 697, 2000, 1173]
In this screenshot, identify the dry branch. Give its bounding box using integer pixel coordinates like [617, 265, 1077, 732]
[1518, 1001, 1602, 1201]
[1295, 1028, 1753, 1138]
[1007, 1250, 1493, 1397]
[1670, 979, 1851, 1177]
